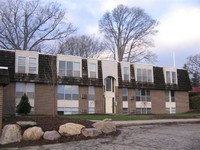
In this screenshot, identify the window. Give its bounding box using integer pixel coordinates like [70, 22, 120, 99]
[29, 57, 37, 74]
[59, 61, 80, 77]
[123, 108, 128, 114]
[17, 56, 38, 74]
[123, 67, 129, 81]
[105, 77, 114, 92]
[57, 85, 79, 100]
[137, 68, 152, 82]
[122, 88, 128, 101]
[89, 63, 97, 78]
[165, 90, 175, 102]
[136, 89, 150, 101]
[57, 107, 79, 115]
[136, 108, 151, 114]
[18, 57, 26, 73]
[16, 83, 35, 99]
[165, 71, 177, 84]
[16, 82, 35, 112]
[88, 86, 95, 100]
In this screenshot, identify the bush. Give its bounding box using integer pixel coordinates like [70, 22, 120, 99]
[16, 94, 32, 115]
[189, 96, 200, 110]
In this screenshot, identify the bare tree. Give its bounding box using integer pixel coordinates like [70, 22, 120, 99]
[58, 35, 105, 58]
[99, 4, 158, 62]
[185, 53, 200, 77]
[0, 0, 76, 51]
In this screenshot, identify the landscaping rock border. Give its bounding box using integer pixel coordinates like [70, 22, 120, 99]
[0, 119, 117, 145]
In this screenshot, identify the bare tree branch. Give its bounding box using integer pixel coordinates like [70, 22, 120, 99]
[57, 35, 105, 58]
[0, 0, 76, 51]
[99, 4, 158, 63]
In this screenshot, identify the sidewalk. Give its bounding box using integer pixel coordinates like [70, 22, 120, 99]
[113, 118, 200, 127]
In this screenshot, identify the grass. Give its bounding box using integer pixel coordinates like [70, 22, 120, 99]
[60, 112, 200, 121]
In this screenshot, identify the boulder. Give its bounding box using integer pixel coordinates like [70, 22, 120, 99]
[82, 128, 102, 137]
[92, 121, 116, 134]
[58, 123, 85, 136]
[0, 124, 22, 145]
[16, 121, 37, 128]
[23, 126, 44, 141]
[43, 130, 61, 141]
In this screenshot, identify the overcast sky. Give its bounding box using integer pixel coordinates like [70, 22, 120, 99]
[56, 0, 200, 68]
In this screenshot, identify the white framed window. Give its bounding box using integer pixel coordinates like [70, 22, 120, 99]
[136, 89, 151, 101]
[165, 71, 177, 84]
[16, 83, 35, 99]
[136, 68, 153, 82]
[29, 57, 37, 74]
[16, 82, 35, 112]
[15, 51, 38, 74]
[58, 61, 80, 77]
[88, 86, 95, 100]
[165, 90, 175, 102]
[89, 63, 97, 78]
[18, 56, 26, 73]
[123, 67, 130, 81]
[164, 67, 177, 84]
[57, 85, 79, 100]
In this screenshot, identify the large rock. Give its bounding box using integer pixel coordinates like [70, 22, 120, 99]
[0, 124, 22, 145]
[58, 123, 85, 136]
[43, 130, 61, 141]
[92, 121, 116, 134]
[23, 126, 44, 141]
[82, 128, 102, 137]
[16, 121, 37, 128]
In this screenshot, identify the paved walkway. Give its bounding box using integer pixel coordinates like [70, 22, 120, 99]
[1, 118, 200, 150]
[113, 118, 200, 127]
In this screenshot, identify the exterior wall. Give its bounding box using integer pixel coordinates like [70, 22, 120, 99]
[151, 90, 166, 114]
[116, 88, 122, 114]
[176, 91, 190, 113]
[35, 84, 56, 115]
[0, 86, 3, 132]
[79, 86, 88, 113]
[128, 89, 136, 114]
[95, 86, 104, 113]
[101, 60, 118, 86]
[3, 83, 15, 115]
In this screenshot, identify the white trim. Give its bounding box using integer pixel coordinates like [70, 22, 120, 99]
[15, 50, 38, 74]
[0, 66, 8, 69]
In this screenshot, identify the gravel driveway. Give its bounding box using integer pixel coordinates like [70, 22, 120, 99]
[3, 123, 200, 150]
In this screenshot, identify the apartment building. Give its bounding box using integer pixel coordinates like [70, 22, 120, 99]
[0, 49, 191, 116]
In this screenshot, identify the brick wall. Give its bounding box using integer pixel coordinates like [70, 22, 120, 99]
[3, 83, 16, 115]
[35, 84, 56, 115]
[0, 86, 3, 132]
[79, 86, 88, 113]
[128, 89, 136, 114]
[95, 86, 104, 113]
[151, 90, 166, 114]
[116, 88, 122, 114]
[176, 91, 190, 113]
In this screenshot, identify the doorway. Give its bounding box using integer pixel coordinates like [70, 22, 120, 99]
[104, 76, 116, 114]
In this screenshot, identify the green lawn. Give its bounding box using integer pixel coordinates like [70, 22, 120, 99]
[60, 112, 200, 121]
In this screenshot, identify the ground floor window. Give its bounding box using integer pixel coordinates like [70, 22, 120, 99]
[166, 107, 176, 114]
[57, 85, 79, 100]
[57, 107, 79, 115]
[136, 89, 151, 101]
[136, 108, 151, 114]
[15, 82, 35, 112]
[123, 108, 128, 114]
